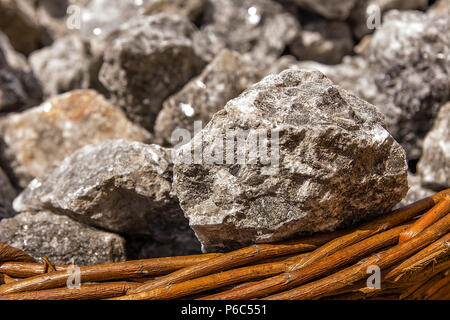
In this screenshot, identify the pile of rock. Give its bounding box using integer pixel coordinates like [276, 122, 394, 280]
[0, 0, 448, 264]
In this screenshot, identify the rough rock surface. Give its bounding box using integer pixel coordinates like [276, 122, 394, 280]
[289, 19, 353, 65]
[0, 32, 42, 113]
[99, 14, 205, 132]
[350, 0, 428, 39]
[0, 210, 126, 265]
[0, 90, 151, 188]
[286, 0, 357, 20]
[428, 0, 450, 17]
[29, 35, 93, 98]
[173, 69, 408, 252]
[364, 10, 449, 160]
[0, 167, 16, 220]
[194, 0, 299, 62]
[144, 0, 207, 22]
[418, 102, 450, 191]
[0, 0, 49, 55]
[155, 49, 261, 146]
[395, 174, 434, 209]
[13, 140, 196, 244]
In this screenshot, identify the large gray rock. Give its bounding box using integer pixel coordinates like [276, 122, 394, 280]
[13, 140, 197, 247]
[194, 0, 299, 63]
[350, 0, 428, 39]
[289, 19, 353, 65]
[29, 35, 93, 98]
[0, 90, 151, 188]
[285, 0, 357, 20]
[418, 102, 450, 191]
[0, 31, 42, 113]
[99, 14, 205, 132]
[0, 167, 16, 220]
[173, 69, 408, 252]
[0, 210, 126, 265]
[154, 49, 261, 146]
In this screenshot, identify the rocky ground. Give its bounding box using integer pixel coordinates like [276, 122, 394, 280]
[0, 0, 448, 265]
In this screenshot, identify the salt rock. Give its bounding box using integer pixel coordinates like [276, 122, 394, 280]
[154, 49, 261, 146]
[0, 90, 151, 188]
[144, 0, 207, 22]
[350, 0, 428, 39]
[0, 31, 42, 112]
[13, 140, 194, 241]
[286, 0, 357, 20]
[173, 69, 408, 252]
[0, 0, 49, 55]
[195, 0, 299, 63]
[364, 10, 450, 160]
[29, 35, 93, 98]
[0, 210, 126, 265]
[289, 19, 353, 65]
[99, 14, 205, 132]
[0, 167, 16, 220]
[418, 102, 450, 191]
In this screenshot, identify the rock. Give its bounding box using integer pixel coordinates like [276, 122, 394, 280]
[395, 174, 434, 209]
[0, 32, 42, 113]
[350, 0, 428, 39]
[364, 10, 450, 160]
[289, 19, 353, 65]
[285, 0, 357, 20]
[0, 0, 50, 55]
[194, 0, 299, 63]
[0, 167, 16, 220]
[173, 69, 408, 252]
[418, 102, 450, 191]
[79, 0, 150, 38]
[13, 140, 195, 243]
[144, 0, 207, 22]
[29, 35, 94, 98]
[99, 14, 205, 132]
[0, 90, 151, 188]
[154, 50, 261, 146]
[428, 0, 450, 17]
[0, 210, 126, 265]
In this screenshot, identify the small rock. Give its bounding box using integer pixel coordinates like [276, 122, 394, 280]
[350, 0, 428, 39]
[173, 69, 408, 252]
[154, 49, 261, 146]
[144, 0, 207, 22]
[395, 174, 434, 209]
[195, 0, 299, 62]
[418, 102, 450, 191]
[0, 90, 151, 188]
[0, 0, 50, 55]
[0, 210, 126, 265]
[99, 14, 205, 132]
[285, 0, 357, 20]
[0, 31, 42, 113]
[29, 35, 94, 98]
[0, 167, 16, 220]
[289, 19, 353, 65]
[13, 140, 195, 243]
